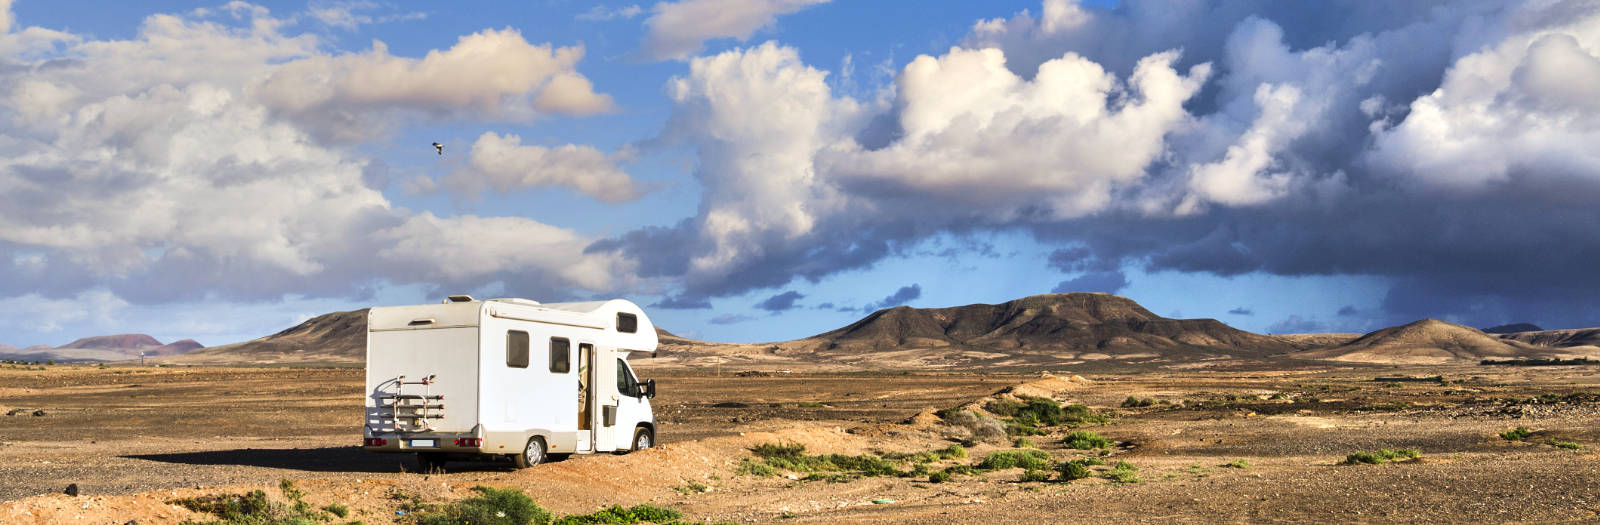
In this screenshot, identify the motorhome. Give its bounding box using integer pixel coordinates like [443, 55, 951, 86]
[361, 295, 658, 470]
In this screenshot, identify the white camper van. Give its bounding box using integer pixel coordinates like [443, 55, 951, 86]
[361, 295, 659, 470]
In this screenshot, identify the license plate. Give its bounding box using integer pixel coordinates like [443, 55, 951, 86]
[410, 439, 436, 448]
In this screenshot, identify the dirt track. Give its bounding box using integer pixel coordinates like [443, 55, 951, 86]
[4, 364, 1600, 523]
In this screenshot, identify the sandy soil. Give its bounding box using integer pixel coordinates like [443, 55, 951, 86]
[4, 363, 1600, 523]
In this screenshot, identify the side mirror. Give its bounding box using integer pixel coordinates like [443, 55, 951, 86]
[644, 379, 656, 399]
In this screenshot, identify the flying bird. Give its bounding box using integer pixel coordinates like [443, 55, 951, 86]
[432, 142, 443, 155]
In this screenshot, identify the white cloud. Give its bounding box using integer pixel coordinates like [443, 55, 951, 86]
[641, 0, 828, 61]
[1369, 11, 1600, 191]
[444, 131, 643, 203]
[0, 2, 635, 307]
[257, 28, 614, 141]
[577, 5, 643, 21]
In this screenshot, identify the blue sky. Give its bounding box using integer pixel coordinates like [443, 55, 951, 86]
[1, 0, 1597, 348]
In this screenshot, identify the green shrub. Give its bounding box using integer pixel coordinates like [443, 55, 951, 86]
[413, 485, 554, 525]
[1546, 439, 1583, 450]
[1019, 469, 1051, 483]
[552, 504, 682, 525]
[751, 442, 807, 460]
[736, 458, 777, 477]
[1105, 461, 1140, 484]
[1220, 459, 1250, 469]
[1339, 448, 1421, 465]
[978, 449, 1052, 471]
[745, 442, 906, 477]
[1120, 396, 1155, 408]
[1056, 461, 1092, 481]
[1500, 427, 1532, 441]
[1012, 437, 1035, 448]
[322, 502, 348, 518]
[1062, 430, 1114, 450]
[673, 482, 708, 495]
[928, 471, 951, 483]
[939, 444, 967, 459]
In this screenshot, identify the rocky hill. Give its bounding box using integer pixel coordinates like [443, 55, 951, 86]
[1289, 319, 1594, 364]
[57, 334, 162, 351]
[165, 310, 368, 365]
[1498, 328, 1600, 350]
[811, 293, 1295, 357]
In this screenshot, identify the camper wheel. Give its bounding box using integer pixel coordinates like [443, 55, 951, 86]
[416, 452, 447, 473]
[513, 436, 546, 468]
[631, 426, 654, 452]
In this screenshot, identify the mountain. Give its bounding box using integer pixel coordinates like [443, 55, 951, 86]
[1483, 323, 1543, 334]
[56, 334, 161, 350]
[1498, 328, 1600, 350]
[164, 309, 367, 364]
[149, 339, 204, 356]
[808, 293, 1296, 358]
[1289, 319, 1583, 364]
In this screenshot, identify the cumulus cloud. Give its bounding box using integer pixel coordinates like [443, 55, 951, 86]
[0, 3, 632, 308]
[640, 0, 828, 61]
[442, 132, 643, 202]
[756, 290, 803, 312]
[257, 28, 614, 141]
[307, 1, 425, 30]
[595, 0, 1600, 330]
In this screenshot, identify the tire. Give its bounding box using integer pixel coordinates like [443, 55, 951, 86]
[631, 426, 654, 452]
[512, 436, 546, 469]
[416, 452, 447, 473]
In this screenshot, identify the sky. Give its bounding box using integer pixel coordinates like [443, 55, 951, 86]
[1, 0, 1598, 348]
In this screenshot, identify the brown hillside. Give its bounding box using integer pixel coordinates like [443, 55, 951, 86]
[1291, 319, 1553, 364]
[148, 339, 204, 356]
[165, 310, 367, 365]
[810, 293, 1294, 358]
[1499, 328, 1600, 349]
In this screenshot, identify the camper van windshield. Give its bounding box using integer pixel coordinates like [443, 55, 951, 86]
[616, 359, 640, 397]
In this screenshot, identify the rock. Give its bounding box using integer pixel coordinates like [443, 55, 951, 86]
[5, 408, 25, 416]
[64, 484, 79, 496]
[32, 409, 45, 417]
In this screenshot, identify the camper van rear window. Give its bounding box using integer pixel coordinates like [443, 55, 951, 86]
[506, 330, 529, 368]
[550, 337, 571, 373]
[617, 312, 638, 333]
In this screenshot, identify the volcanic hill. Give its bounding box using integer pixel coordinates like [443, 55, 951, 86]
[165, 309, 368, 365]
[1289, 319, 1595, 364]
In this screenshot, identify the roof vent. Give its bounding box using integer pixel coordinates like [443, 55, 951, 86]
[445, 295, 476, 303]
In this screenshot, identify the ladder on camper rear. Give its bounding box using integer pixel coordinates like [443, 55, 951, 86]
[376, 374, 445, 432]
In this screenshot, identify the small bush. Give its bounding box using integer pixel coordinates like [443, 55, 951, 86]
[1220, 459, 1250, 469]
[1063, 430, 1114, 450]
[413, 485, 554, 525]
[322, 502, 349, 518]
[552, 504, 682, 525]
[1056, 461, 1092, 481]
[1500, 427, 1532, 441]
[737, 458, 777, 477]
[928, 471, 951, 483]
[1339, 448, 1421, 465]
[1547, 439, 1583, 450]
[938, 444, 967, 459]
[1105, 461, 1140, 484]
[673, 482, 708, 495]
[1120, 396, 1155, 408]
[1013, 437, 1036, 448]
[941, 410, 1009, 443]
[1019, 469, 1051, 483]
[978, 449, 1052, 471]
[751, 442, 807, 460]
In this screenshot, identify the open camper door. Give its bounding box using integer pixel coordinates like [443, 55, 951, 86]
[592, 345, 620, 451]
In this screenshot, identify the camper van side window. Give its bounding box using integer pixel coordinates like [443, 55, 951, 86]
[549, 338, 571, 373]
[617, 312, 638, 333]
[506, 330, 529, 368]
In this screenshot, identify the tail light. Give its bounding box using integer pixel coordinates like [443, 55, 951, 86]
[454, 438, 482, 447]
[364, 437, 388, 446]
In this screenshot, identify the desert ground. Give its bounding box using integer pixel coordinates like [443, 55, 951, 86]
[3, 362, 1600, 523]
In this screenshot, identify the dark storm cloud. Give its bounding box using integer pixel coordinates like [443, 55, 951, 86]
[589, 0, 1600, 330]
[868, 284, 922, 310]
[1052, 271, 1128, 295]
[757, 290, 804, 312]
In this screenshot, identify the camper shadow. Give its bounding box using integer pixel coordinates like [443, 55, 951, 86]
[124, 446, 521, 474]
